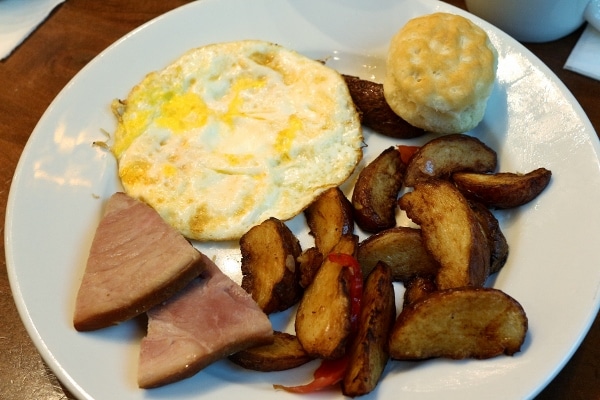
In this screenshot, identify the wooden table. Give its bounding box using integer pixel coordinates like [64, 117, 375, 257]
[0, 1, 598, 399]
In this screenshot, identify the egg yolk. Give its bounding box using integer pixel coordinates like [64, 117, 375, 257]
[156, 91, 209, 133]
[275, 114, 303, 161]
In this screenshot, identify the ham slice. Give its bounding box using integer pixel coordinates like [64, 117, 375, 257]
[73, 192, 202, 331]
[138, 254, 274, 389]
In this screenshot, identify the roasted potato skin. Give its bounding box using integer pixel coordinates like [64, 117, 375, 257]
[229, 331, 314, 372]
[404, 134, 497, 187]
[389, 287, 528, 360]
[342, 262, 396, 397]
[357, 226, 439, 282]
[403, 275, 437, 307]
[297, 247, 324, 289]
[240, 217, 303, 314]
[398, 180, 491, 290]
[343, 74, 426, 139]
[352, 147, 404, 233]
[469, 200, 509, 275]
[295, 234, 358, 359]
[453, 167, 552, 209]
[304, 187, 354, 256]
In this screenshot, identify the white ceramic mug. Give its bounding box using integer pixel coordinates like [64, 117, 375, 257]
[465, 0, 600, 43]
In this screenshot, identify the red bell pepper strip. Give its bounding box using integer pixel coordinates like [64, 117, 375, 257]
[273, 355, 349, 393]
[327, 252, 363, 332]
[273, 253, 363, 394]
[397, 144, 420, 165]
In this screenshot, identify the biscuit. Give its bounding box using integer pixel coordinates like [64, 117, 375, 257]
[383, 13, 498, 134]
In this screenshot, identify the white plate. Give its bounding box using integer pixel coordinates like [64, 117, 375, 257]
[6, 0, 600, 399]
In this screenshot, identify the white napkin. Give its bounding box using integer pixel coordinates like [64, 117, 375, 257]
[0, 0, 65, 60]
[564, 24, 600, 81]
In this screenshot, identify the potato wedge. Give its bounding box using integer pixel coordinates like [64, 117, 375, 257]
[389, 287, 528, 360]
[229, 331, 314, 372]
[305, 187, 354, 256]
[297, 247, 324, 288]
[342, 262, 396, 397]
[357, 226, 439, 282]
[295, 234, 358, 359]
[453, 167, 552, 209]
[404, 134, 497, 186]
[469, 200, 509, 275]
[398, 180, 491, 289]
[240, 217, 303, 314]
[352, 147, 404, 233]
[343, 74, 426, 139]
[403, 275, 437, 307]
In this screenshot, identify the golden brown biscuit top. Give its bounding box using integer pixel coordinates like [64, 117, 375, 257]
[387, 13, 497, 112]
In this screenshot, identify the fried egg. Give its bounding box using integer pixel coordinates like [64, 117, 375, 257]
[111, 40, 363, 241]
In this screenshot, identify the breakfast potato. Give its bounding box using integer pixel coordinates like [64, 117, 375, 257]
[295, 234, 358, 359]
[304, 187, 354, 256]
[453, 167, 552, 209]
[389, 287, 528, 360]
[240, 217, 303, 314]
[229, 331, 314, 372]
[403, 275, 437, 307]
[398, 180, 491, 289]
[357, 226, 439, 282]
[342, 262, 396, 397]
[343, 74, 426, 139]
[352, 147, 404, 233]
[296, 247, 324, 288]
[403, 133, 497, 186]
[469, 200, 509, 275]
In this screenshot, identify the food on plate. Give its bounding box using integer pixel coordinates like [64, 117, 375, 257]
[138, 254, 273, 388]
[403, 133, 497, 186]
[389, 287, 528, 360]
[295, 234, 359, 359]
[111, 40, 363, 241]
[78, 113, 546, 395]
[342, 262, 396, 397]
[468, 200, 509, 274]
[240, 217, 303, 314]
[352, 146, 405, 233]
[383, 12, 498, 134]
[73, 192, 202, 331]
[356, 226, 439, 281]
[402, 275, 437, 307]
[342, 74, 426, 139]
[229, 331, 314, 372]
[398, 180, 491, 290]
[453, 167, 552, 209]
[304, 187, 355, 256]
[74, 12, 550, 392]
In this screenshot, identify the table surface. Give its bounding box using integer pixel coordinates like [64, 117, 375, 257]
[1, 1, 598, 399]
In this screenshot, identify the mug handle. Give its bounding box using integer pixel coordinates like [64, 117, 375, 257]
[585, 0, 600, 31]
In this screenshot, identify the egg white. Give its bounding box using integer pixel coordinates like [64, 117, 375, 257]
[112, 40, 363, 241]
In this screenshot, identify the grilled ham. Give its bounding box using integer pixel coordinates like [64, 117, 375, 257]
[138, 254, 273, 388]
[73, 192, 202, 331]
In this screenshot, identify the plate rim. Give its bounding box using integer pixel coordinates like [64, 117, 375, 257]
[5, 0, 600, 399]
